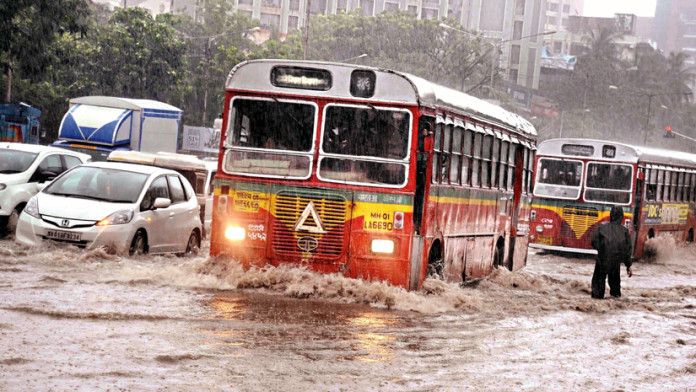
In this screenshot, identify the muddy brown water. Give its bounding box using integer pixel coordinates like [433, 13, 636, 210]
[1, 236, 695, 391]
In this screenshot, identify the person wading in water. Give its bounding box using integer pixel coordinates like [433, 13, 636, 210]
[590, 205, 633, 299]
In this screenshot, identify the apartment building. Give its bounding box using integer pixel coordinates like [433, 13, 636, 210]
[653, 0, 696, 66]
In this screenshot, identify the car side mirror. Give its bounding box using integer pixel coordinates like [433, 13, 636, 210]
[152, 197, 171, 209]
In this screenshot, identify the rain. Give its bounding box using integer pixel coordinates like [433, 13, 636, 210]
[3, 0, 696, 391]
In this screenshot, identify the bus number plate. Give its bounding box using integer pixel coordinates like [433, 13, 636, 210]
[537, 236, 553, 245]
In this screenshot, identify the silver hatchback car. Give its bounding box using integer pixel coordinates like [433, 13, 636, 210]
[16, 161, 202, 255]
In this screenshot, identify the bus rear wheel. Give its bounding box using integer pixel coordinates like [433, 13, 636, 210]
[426, 242, 444, 279]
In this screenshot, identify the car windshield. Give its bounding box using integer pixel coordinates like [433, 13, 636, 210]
[44, 166, 148, 203]
[0, 149, 39, 173]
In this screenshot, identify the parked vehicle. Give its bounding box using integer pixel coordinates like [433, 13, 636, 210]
[106, 151, 217, 236]
[15, 161, 202, 255]
[0, 143, 91, 233]
[52, 96, 183, 161]
[0, 102, 41, 144]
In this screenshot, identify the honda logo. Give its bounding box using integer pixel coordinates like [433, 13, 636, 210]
[60, 219, 70, 228]
[297, 236, 319, 252]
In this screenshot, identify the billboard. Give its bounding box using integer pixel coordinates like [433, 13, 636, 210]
[182, 125, 220, 153]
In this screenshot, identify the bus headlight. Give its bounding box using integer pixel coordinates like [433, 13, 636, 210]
[371, 239, 395, 254]
[225, 226, 245, 241]
[535, 225, 544, 234]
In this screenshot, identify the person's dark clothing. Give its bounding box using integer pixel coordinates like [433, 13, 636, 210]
[590, 206, 632, 299]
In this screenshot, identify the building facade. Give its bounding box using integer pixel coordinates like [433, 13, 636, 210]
[653, 0, 696, 66]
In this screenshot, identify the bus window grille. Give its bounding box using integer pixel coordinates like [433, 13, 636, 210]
[561, 207, 599, 239]
[272, 192, 347, 258]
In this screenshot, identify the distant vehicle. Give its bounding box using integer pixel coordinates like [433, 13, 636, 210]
[0, 143, 91, 233]
[0, 102, 41, 144]
[106, 150, 217, 236]
[529, 138, 696, 258]
[15, 161, 202, 255]
[52, 96, 183, 161]
[209, 59, 537, 291]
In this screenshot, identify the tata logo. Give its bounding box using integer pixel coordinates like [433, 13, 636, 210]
[297, 236, 319, 252]
[60, 219, 70, 227]
[294, 201, 327, 233]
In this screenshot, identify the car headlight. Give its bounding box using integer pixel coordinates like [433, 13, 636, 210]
[0, 183, 6, 191]
[24, 196, 39, 218]
[225, 226, 245, 240]
[371, 239, 395, 254]
[97, 209, 134, 226]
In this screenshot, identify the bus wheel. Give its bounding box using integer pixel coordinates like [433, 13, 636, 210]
[648, 229, 655, 239]
[688, 229, 694, 243]
[426, 242, 444, 279]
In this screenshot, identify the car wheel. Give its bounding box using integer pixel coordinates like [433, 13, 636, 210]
[129, 231, 147, 256]
[5, 208, 21, 235]
[185, 231, 200, 255]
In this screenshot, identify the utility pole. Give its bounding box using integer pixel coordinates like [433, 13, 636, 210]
[303, 0, 311, 60]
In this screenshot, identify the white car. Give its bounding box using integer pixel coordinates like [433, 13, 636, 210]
[15, 161, 202, 255]
[0, 143, 91, 233]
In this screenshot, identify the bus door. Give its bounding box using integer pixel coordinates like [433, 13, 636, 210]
[410, 116, 433, 290]
[631, 172, 644, 250]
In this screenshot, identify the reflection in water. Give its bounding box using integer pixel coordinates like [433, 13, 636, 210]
[348, 311, 398, 363]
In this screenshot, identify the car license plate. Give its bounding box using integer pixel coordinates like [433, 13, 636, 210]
[46, 230, 81, 242]
[536, 235, 553, 245]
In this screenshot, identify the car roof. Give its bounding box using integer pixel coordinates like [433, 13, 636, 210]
[82, 160, 181, 176]
[0, 142, 90, 160]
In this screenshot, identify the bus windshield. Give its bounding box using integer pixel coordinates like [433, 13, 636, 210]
[533, 158, 583, 199]
[223, 98, 316, 178]
[318, 105, 410, 186]
[584, 162, 633, 204]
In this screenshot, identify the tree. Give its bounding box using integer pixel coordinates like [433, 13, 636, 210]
[0, 0, 91, 101]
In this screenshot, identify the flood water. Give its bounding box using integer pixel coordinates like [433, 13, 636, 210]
[1, 236, 695, 391]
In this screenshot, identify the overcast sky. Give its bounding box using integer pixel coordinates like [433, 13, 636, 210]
[583, 0, 657, 17]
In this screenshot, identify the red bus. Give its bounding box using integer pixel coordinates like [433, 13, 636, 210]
[529, 138, 696, 257]
[209, 60, 538, 290]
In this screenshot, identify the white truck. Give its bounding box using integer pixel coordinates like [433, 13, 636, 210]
[52, 96, 183, 161]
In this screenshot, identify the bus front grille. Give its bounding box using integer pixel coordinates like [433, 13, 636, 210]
[561, 207, 599, 239]
[272, 192, 348, 258]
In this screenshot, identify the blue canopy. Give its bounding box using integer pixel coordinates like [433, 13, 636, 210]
[59, 104, 133, 145]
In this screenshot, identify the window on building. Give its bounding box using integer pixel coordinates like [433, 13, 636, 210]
[288, 16, 299, 29]
[563, 4, 570, 13]
[310, 0, 327, 14]
[508, 68, 519, 83]
[336, 0, 347, 11]
[238, 0, 253, 5]
[547, 16, 557, 26]
[562, 18, 569, 27]
[290, 0, 300, 10]
[260, 13, 280, 29]
[422, 8, 439, 19]
[384, 2, 399, 12]
[548, 2, 558, 11]
[408, 5, 418, 14]
[554, 41, 562, 53]
[262, 0, 281, 7]
[360, 0, 374, 16]
[515, 0, 525, 15]
[513, 21, 523, 40]
[510, 44, 521, 66]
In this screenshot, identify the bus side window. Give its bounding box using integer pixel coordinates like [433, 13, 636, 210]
[646, 168, 657, 201]
[527, 148, 535, 193]
[657, 170, 664, 202]
[499, 140, 509, 190]
[507, 143, 517, 191]
[462, 128, 474, 186]
[441, 124, 452, 183]
[432, 123, 443, 184]
[472, 132, 482, 187]
[450, 125, 462, 185]
[491, 136, 500, 189]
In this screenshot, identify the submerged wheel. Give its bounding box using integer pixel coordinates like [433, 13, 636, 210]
[493, 246, 502, 268]
[185, 231, 200, 255]
[426, 243, 444, 279]
[129, 230, 148, 256]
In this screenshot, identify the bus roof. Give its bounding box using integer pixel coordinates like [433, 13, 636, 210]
[226, 59, 536, 138]
[537, 138, 696, 168]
